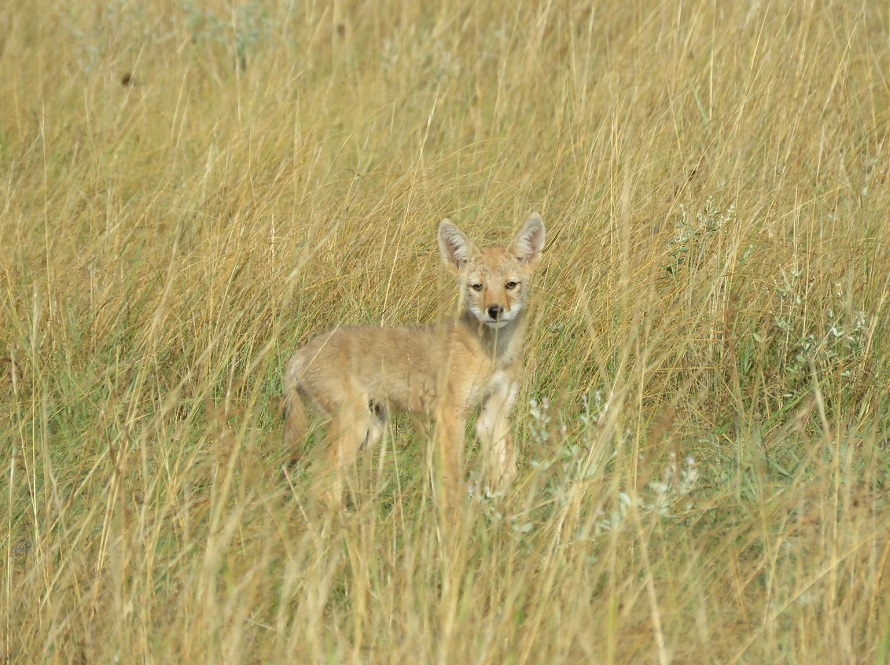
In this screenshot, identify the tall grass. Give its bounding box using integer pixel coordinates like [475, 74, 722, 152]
[2, 0, 889, 662]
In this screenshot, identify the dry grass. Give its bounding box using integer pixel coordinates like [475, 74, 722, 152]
[2, 0, 890, 662]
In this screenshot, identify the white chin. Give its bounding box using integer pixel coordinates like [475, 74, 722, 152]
[485, 320, 510, 329]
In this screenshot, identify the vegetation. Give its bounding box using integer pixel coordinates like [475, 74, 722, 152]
[2, 1, 889, 662]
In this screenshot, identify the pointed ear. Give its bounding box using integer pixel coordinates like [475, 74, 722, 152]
[508, 213, 546, 265]
[438, 219, 478, 273]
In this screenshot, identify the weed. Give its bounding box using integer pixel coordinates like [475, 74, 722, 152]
[2, 1, 888, 662]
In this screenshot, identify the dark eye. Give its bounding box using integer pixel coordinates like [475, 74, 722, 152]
[505, 281, 518, 290]
[470, 283, 483, 292]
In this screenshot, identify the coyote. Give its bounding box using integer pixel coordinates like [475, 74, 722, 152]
[283, 213, 546, 505]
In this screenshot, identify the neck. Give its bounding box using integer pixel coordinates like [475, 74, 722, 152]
[461, 310, 526, 365]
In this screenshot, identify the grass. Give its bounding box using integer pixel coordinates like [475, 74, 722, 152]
[2, 0, 889, 662]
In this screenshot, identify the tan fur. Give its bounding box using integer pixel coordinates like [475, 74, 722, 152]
[283, 213, 545, 506]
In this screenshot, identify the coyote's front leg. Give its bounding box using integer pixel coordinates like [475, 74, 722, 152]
[476, 376, 519, 494]
[434, 398, 468, 509]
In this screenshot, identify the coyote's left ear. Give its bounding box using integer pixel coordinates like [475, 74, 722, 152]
[508, 213, 546, 265]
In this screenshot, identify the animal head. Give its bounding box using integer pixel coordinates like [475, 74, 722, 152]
[438, 213, 546, 329]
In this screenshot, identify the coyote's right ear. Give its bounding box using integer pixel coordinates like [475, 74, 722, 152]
[438, 220, 478, 273]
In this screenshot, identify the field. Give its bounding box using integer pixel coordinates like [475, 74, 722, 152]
[2, 1, 890, 662]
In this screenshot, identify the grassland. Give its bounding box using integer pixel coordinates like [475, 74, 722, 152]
[2, 0, 890, 662]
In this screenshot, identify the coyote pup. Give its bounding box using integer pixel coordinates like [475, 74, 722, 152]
[283, 213, 545, 504]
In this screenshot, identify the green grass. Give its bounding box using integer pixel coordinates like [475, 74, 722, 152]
[2, 0, 890, 662]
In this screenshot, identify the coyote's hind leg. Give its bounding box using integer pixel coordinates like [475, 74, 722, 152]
[323, 395, 385, 507]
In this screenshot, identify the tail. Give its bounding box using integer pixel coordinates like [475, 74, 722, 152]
[282, 355, 309, 457]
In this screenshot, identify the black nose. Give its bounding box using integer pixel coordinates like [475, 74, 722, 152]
[487, 305, 504, 320]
